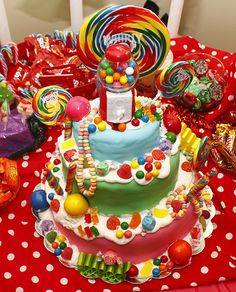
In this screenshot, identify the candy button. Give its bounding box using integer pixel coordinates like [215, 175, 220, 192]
[152, 169, 159, 177]
[62, 139, 76, 150]
[131, 160, 139, 169]
[116, 230, 124, 239]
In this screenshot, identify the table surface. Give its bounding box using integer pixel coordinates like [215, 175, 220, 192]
[0, 36, 236, 292]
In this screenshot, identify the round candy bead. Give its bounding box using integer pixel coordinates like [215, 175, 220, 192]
[159, 263, 167, 272]
[153, 258, 161, 266]
[105, 76, 113, 84]
[160, 255, 168, 263]
[145, 172, 153, 181]
[116, 230, 124, 239]
[150, 104, 157, 113]
[120, 75, 128, 85]
[121, 222, 129, 230]
[54, 248, 62, 256]
[117, 65, 124, 73]
[137, 156, 145, 165]
[59, 242, 67, 250]
[106, 67, 114, 76]
[142, 215, 156, 231]
[131, 160, 139, 169]
[166, 131, 177, 143]
[166, 261, 174, 270]
[98, 122, 106, 131]
[118, 123, 127, 132]
[94, 116, 102, 124]
[57, 235, 66, 242]
[152, 169, 159, 177]
[128, 60, 136, 68]
[145, 156, 153, 163]
[141, 115, 149, 123]
[124, 230, 132, 238]
[113, 72, 121, 81]
[134, 110, 143, 119]
[51, 241, 59, 249]
[152, 267, 160, 278]
[101, 60, 110, 69]
[145, 163, 153, 172]
[53, 159, 61, 165]
[136, 170, 145, 179]
[88, 124, 97, 133]
[154, 161, 162, 169]
[48, 163, 54, 170]
[48, 193, 54, 200]
[131, 118, 140, 127]
[100, 69, 107, 78]
[127, 265, 139, 277]
[125, 67, 134, 75]
[127, 75, 135, 84]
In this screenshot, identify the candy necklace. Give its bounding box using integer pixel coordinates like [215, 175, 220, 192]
[76, 108, 98, 196]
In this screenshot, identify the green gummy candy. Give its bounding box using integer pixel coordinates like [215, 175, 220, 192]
[45, 231, 57, 243]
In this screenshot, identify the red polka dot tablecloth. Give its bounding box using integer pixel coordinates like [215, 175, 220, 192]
[0, 37, 236, 292]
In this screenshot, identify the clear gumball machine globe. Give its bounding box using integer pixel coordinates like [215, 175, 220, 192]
[97, 44, 139, 93]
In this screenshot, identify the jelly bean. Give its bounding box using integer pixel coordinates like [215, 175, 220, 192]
[98, 122, 106, 131]
[137, 156, 145, 165]
[124, 230, 132, 238]
[94, 117, 102, 124]
[136, 170, 144, 179]
[88, 124, 97, 133]
[54, 248, 62, 256]
[145, 163, 153, 172]
[116, 229, 124, 238]
[121, 222, 129, 230]
[131, 118, 140, 127]
[131, 160, 139, 169]
[118, 123, 127, 132]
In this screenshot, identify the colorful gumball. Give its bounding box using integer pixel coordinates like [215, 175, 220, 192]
[65, 96, 91, 122]
[64, 193, 89, 217]
[32, 86, 72, 125]
[168, 239, 192, 265]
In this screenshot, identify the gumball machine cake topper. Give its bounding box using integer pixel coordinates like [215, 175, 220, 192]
[98, 43, 139, 124]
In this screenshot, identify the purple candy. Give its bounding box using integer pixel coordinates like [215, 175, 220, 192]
[41, 220, 54, 235]
[159, 139, 172, 153]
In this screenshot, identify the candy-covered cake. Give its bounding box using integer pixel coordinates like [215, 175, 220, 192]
[30, 5, 217, 284]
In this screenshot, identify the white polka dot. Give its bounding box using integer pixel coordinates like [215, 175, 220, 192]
[211, 51, 217, 56]
[172, 272, 180, 279]
[22, 161, 29, 168]
[23, 182, 29, 188]
[216, 210, 221, 215]
[201, 266, 209, 274]
[103, 290, 111, 292]
[46, 152, 52, 158]
[16, 288, 24, 292]
[211, 251, 218, 258]
[21, 241, 28, 248]
[217, 63, 222, 67]
[88, 279, 96, 284]
[191, 49, 196, 52]
[216, 245, 222, 252]
[0, 217, 2, 223]
[31, 276, 39, 283]
[8, 229, 15, 236]
[60, 277, 68, 285]
[226, 233, 233, 240]
[23, 155, 29, 160]
[229, 261, 236, 268]
[7, 253, 15, 261]
[33, 251, 40, 258]
[217, 173, 224, 179]
[34, 231, 40, 238]
[206, 58, 211, 62]
[190, 282, 198, 286]
[36, 148, 42, 153]
[19, 265, 27, 272]
[199, 128, 205, 133]
[220, 201, 226, 208]
[132, 287, 140, 292]
[234, 189, 236, 196]
[231, 256, 236, 260]
[223, 56, 229, 59]
[230, 71, 233, 77]
[217, 186, 224, 192]
[228, 95, 234, 101]
[21, 200, 27, 207]
[170, 40, 176, 46]
[34, 171, 40, 177]
[4, 272, 12, 279]
[75, 290, 82, 292]
[218, 277, 226, 281]
[47, 136, 53, 142]
[21, 221, 28, 225]
[183, 44, 188, 50]
[45, 290, 53, 292]
[234, 72, 236, 79]
[0, 241, 2, 246]
[46, 264, 54, 272]
[198, 43, 205, 49]
[8, 213, 15, 220]
[232, 206, 236, 213]
[161, 285, 169, 290]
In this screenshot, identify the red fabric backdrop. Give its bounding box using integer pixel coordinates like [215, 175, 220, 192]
[0, 37, 236, 292]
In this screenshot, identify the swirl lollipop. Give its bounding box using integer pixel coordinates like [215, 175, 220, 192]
[77, 5, 170, 78]
[156, 61, 195, 98]
[32, 86, 72, 125]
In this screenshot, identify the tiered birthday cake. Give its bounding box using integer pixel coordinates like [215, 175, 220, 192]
[30, 5, 216, 284]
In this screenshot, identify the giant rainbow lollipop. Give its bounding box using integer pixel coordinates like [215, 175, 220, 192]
[77, 5, 170, 78]
[156, 61, 195, 98]
[32, 86, 72, 125]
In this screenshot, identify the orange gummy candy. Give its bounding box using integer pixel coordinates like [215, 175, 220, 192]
[129, 212, 141, 229]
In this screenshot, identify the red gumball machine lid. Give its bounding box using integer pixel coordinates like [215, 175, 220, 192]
[105, 44, 131, 63]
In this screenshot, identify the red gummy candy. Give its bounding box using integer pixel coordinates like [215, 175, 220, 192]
[50, 199, 60, 213]
[117, 164, 132, 179]
[106, 216, 120, 230]
[61, 247, 73, 261]
[181, 161, 192, 172]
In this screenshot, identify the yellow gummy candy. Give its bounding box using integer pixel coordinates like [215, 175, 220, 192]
[62, 139, 76, 150]
[140, 260, 153, 277]
[153, 208, 169, 218]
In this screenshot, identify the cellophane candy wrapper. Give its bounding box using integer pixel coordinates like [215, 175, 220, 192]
[174, 52, 227, 112]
